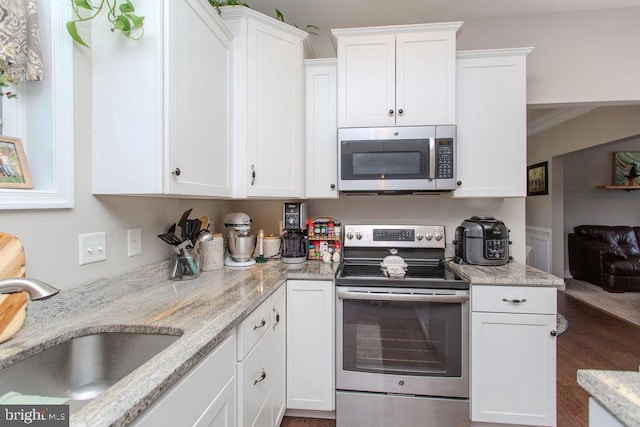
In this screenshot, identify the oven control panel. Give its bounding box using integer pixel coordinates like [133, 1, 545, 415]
[343, 225, 445, 248]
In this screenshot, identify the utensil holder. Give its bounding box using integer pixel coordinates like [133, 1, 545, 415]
[169, 249, 200, 281]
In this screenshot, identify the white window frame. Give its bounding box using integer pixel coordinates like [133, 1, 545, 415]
[0, 1, 74, 209]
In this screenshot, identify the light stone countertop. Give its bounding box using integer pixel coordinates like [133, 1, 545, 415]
[0, 259, 338, 427]
[577, 369, 640, 427]
[446, 259, 566, 289]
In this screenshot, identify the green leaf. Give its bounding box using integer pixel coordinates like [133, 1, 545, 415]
[119, 1, 135, 13]
[113, 15, 131, 32]
[73, 0, 94, 10]
[66, 21, 90, 47]
[275, 8, 284, 22]
[126, 13, 144, 28]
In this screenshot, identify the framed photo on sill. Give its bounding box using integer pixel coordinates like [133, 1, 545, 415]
[527, 161, 548, 196]
[0, 136, 33, 189]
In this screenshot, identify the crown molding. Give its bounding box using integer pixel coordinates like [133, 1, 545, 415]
[527, 107, 596, 136]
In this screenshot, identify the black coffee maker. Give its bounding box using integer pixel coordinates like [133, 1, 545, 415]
[281, 203, 309, 264]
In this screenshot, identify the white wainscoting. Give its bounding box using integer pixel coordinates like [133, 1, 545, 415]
[526, 226, 552, 273]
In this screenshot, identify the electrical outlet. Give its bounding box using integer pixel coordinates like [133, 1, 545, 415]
[127, 228, 142, 257]
[79, 232, 107, 265]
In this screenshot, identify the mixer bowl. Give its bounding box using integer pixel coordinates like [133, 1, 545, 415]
[228, 235, 257, 262]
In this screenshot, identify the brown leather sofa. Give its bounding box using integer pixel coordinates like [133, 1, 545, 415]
[568, 225, 640, 293]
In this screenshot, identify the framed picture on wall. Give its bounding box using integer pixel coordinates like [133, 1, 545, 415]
[0, 136, 33, 189]
[614, 152, 640, 186]
[527, 161, 548, 196]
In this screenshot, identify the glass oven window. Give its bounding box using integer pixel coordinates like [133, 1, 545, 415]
[342, 299, 462, 377]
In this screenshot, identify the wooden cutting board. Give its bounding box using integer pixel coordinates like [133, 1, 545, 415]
[0, 233, 28, 343]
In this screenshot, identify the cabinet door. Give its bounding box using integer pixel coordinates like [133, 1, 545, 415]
[396, 31, 456, 126]
[166, 0, 233, 197]
[471, 312, 556, 426]
[245, 19, 304, 198]
[286, 280, 335, 411]
[133, 334, 237, 427]
[304, 59, 338, 198]
[336, 34, 396, 128]
[454, 49, 531, 198]
[271, 285, 287, 426]
[238, 327, 273, 427]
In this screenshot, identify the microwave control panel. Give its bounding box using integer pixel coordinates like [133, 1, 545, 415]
[436, 139, 454, 179]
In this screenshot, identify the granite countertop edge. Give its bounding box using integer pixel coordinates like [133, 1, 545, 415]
[446, 260, 566, 289]
[577, 369, 640, 427]
[0, 259, 339, 427]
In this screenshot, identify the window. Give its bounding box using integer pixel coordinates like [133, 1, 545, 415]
[0, 1, 74, 209]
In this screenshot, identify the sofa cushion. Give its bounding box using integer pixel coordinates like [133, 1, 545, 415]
[604, 258, 640, 276]
[574, 225, 640, 258]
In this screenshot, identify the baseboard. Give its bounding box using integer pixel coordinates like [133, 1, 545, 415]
[284, 409, 336, 420]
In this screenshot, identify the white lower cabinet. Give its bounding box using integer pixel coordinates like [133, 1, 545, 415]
[134, 333, 237, 427]
[271, 285, 287, 426]
[286, 280, 335, 412]
[471, 285, 557, 426]
[237, 283, 286, 427]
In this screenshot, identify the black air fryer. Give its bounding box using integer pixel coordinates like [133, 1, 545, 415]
[454, 216, 510, 265]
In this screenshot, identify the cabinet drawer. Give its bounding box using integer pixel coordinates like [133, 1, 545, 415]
[238, 328, 272, 427]
[472, 285, 556, 315]
[237, 298, 272, 360]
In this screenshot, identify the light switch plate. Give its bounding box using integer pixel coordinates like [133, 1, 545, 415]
[79, 232, 107, 265]
[127, 228, 142, 257]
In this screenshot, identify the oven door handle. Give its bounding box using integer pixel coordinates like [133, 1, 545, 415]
[337, 289, 469, 303]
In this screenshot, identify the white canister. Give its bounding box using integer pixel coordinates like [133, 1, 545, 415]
[200, 233, 224, 271]
[263, 235, 281, 258]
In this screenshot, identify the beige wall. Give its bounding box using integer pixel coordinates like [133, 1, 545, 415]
[526, 105, 640, 276]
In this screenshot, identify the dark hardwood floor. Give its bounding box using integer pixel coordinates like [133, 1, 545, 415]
[281, 291, 640, 427]
[556, 291, 640, 427]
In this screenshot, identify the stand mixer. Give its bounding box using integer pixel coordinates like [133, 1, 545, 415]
[223, 212, 257, 267]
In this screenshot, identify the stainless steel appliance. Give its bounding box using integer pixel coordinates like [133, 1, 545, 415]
[336, 224, 470, 427]
[223, 212, 256, 267]
[338, 125, 456, 193]
[454, 216, 510, 266]
[281, 202, 308, 264]
[283, 202, 307, 230]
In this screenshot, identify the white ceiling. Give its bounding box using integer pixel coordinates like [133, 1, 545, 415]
[249, 0, 640, 32]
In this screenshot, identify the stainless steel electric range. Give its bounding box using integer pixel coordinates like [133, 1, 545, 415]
[335, 224, 470, 427]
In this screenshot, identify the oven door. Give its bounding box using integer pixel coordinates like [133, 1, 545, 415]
[336, 286, 469, 398]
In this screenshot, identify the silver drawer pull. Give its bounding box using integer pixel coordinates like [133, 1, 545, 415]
[253, 318, 266, 330]
[502, 298, 527, 304]
[253, 370, 267, 385]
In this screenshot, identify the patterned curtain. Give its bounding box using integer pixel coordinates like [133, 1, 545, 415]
[0, 0, 44, 82]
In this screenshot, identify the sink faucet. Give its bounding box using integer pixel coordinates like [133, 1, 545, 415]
[0, 278, 60, 300]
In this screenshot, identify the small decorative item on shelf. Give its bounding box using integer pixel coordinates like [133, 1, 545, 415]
[0, 136, 33, 189]
[307, 217, 342, 261]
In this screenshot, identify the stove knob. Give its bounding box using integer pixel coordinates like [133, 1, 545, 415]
[425, 233, 433, 241]
[435, 232, 444, 241]
[355, 232, 363, 240]
[416, 233, 424, 241]
[346, 232, 354, 240]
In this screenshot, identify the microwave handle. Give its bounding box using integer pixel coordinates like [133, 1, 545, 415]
[429, 137, 436, 179]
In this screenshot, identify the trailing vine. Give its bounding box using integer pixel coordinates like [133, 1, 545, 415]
[0, 59, 17, 99]
[66, 0, 145, 48]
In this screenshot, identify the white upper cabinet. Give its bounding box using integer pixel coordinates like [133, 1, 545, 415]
[332, 23, 461, 128]
[454, 48, 533, 198]
[304, 59, 338, 198]
[220, 7, 307, 199]
[92, 0, 234, 197]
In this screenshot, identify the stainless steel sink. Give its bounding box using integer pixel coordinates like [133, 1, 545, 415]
[0, 332, 180, 411]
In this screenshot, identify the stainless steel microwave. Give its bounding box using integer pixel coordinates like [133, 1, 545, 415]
[338, 125, 457, 193]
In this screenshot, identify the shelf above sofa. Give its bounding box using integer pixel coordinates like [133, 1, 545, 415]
[597, 185, 640, 191]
